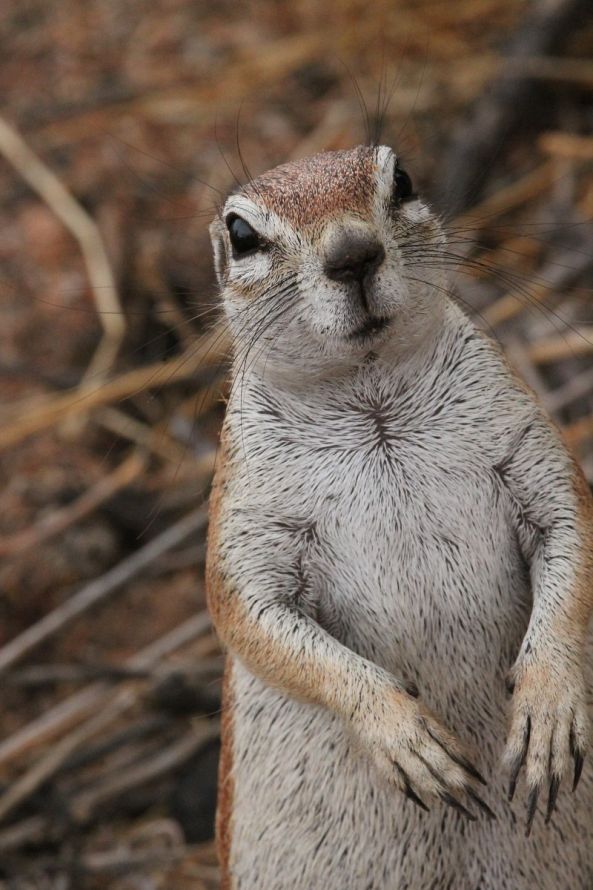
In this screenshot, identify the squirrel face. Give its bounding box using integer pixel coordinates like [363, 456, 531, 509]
[210, 145, 447, 378]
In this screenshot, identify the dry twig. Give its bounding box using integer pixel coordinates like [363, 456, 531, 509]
[0, 115, 125, 387]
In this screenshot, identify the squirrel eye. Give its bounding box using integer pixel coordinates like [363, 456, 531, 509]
[393, 167, 416, 204]
[226, 214, 261, 256]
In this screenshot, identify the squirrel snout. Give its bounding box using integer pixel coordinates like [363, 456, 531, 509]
[324, 232, 385, 283]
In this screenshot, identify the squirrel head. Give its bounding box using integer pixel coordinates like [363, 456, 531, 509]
[210, 145, 447, 381]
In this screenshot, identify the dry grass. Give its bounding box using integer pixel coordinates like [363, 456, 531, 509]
[0, 0, 592, 886]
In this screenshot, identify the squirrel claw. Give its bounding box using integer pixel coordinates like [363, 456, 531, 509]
[394, 761, 429, 812]
[508, 715, 531, 802]
[438, 791, 476, 821]
[525, 785, 540, 836]
[545, 775, 560, 824]
[405, 786, 429, 812]
[466, 787, 496, 820]
[426, 726, 487, 786]
[570, 723, 585, 792]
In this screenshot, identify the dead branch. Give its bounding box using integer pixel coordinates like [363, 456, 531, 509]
[539, 131, 593, 160]
[71, 721, 219, 823]
[0, 451, 145, 558]
[483, 241, 593, 327]
[0, 612, 212, 770]
[454, 161, 557, 234]
[0, 686, 137, 822]
[527, 326, 593, 364]
[0, 322, 229, 452]
[440, 0, 593, 214]
[4, 657, 222, 689]
[0, 115, 125, 387]
[0, 506, 208, 675]
[96, 407, 191, 464]
[547, 366, 593, 412]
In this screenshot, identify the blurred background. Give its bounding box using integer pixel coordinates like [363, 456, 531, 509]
[1, 0, 593, 887]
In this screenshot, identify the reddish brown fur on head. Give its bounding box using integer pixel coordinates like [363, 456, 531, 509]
[211, 143, 448, 366]
[241, 146, 379, 228]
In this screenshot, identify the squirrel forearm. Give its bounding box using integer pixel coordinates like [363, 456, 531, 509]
[525, 479, 593, 656]
[209, 583, 398, 721]
[502, 419, 593, 656]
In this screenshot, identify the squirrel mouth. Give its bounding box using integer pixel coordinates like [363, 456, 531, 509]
[348, 315, 391, 341]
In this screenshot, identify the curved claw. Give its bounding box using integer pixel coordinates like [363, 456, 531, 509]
[438, 791, 476, 821]
[545, 774, 560, 824]
[569, 722, 585, 792]
[509, 715, 531, 802]
[425, 727, 487, 786]
[525, 785, 540, 837]
[394, 761, 429, 812]
[405, 786, 429, 812]
[466, 787, 496, 821]
[573, 752, 585, 792]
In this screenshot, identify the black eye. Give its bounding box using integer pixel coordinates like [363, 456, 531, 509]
[393, 167, 416, 204]
[226, 214, 262, 256]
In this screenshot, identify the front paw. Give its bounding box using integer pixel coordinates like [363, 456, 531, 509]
[504, 648, 589, 834]
[355, 686, 495, 821]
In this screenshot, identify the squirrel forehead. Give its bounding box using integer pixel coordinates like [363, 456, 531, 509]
[240, 146, 385, 226]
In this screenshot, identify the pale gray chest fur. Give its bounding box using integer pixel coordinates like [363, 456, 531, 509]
[222, 311, 593, 890]
[223, 314, 537, 730]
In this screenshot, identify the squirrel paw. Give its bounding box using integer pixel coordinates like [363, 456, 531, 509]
[504, 650, 589, 835]
[357, 688, 495, 821]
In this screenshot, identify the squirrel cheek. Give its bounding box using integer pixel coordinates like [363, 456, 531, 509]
[230, 251, 273, 288]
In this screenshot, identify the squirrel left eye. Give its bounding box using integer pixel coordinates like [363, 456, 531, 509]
[226, 214, 262, 256]
[393, 167, 416, 204]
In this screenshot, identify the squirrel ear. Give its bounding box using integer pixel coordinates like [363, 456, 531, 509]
[209, 222, 227, 290]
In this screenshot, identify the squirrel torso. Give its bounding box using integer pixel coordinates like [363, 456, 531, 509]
[221, 302, 534, 692]
[214, 302, 593, 889]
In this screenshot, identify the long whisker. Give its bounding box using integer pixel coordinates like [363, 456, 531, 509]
[230, 280, 299, 470]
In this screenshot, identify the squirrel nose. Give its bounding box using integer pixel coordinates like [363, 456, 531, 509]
[324, 233, 385, 283]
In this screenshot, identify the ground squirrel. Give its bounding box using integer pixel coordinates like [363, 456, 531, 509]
[206, 144, 593, 889]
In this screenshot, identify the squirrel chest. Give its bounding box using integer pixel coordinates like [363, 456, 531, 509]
[221, 340, 534, 684]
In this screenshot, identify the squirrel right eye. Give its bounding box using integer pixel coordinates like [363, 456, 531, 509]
[226, 215, 262, 256]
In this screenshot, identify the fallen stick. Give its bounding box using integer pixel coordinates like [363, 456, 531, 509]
[0, 816, 47, 852]
[527, 326, 593, 365]
[0, 322, 229, 452]
[71, 721, 219, 823]
[81, 846, 220, 881]
[4, 656, 222, 688]
[0, 687, 138, 823]
[512, 57, 593, 90]
[0, 505, 208, 676]
[0, 610, 212, 770]
[96, 407, 192, 464]
[0, 115, 124, 387]
[440, 0, 593, 214]
[0, 451, 145, 558]
[453, 161, 556, 234]
[564, 413, 593, 446]
[547, 366, 593, 412]
[539, 130, 593, 160]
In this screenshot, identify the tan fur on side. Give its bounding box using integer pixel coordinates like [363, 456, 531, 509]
[206, 422, 235, 888]
[217, 658, 235, 890]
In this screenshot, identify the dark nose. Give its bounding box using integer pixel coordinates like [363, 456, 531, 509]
[324, 233, 385, 283]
